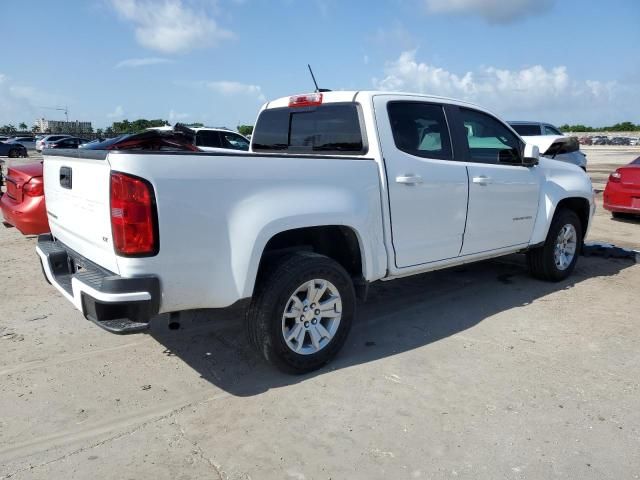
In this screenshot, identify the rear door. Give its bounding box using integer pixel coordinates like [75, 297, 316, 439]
[452, 107, 540, 255]
[374, 96, 469, 267]
[44, 152, 119, 273]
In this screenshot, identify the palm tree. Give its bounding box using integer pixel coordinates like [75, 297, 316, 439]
[19, 122, 28, 131]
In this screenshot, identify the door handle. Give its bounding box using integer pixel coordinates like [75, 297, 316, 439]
[396, 174, 423, 185]
[472, 175, 492, 185]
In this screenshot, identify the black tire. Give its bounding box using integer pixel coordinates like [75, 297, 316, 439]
[8, 149, 19, 158]
[246, 251, 355, 374]
[611, 212, 625, 219]
[527, 208, 583, 282]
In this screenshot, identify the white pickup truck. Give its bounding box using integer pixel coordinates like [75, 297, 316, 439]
[37, 91, 595, 373]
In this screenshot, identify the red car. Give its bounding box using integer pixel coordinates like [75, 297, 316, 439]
[603, 156, 640, 218]
[1, 162, 50, 235]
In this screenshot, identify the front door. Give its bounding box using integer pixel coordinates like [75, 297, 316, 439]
[452, 107, 541, 255]
[374, 96, 469, 268]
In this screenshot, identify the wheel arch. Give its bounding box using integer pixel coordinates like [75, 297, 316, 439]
[245, 224, 373, 299]
[530, 191, 593, 246]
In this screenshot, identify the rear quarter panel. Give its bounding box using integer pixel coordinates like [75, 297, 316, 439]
[107, 152, 387, 312]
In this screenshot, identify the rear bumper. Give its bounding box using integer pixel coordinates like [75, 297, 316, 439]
[603, 184, 640, 214]
[0, 193, 49, 235]
[603, 202, 640, 214]
[36, 234, 160, 333]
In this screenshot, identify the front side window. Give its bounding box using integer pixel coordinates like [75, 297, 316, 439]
[461, 108, 523, 164]
[252, 104, 365, 154]
[221, 132, 249, 151]
[387, 102, 452, 160]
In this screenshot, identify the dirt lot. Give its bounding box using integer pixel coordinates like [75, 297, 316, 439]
[1, 148, 639, 479]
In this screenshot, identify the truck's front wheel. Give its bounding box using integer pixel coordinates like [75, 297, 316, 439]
[527, 208, 583, 282]
[247, 252, 355, 374]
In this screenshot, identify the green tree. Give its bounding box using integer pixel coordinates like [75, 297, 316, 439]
[607, 121, 638, 132]
[96, 128, 104, 137]
[237, 124, 254, 136]
[18, 122, 28, 131]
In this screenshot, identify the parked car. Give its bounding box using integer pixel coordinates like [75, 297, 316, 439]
[610, 137, 631, 146]
[508, 121, 587, 170]
[0, 162, 49, 234]
[508, 121, 564, 137]
[629, 138, 639, 146]
[592, 136, 609, 145]
[45, 137, 90, 149]
[37, 91, 594, 373]
[603, 156, 640, 218]
[5, 136, 36, 150]
[149, 126, 250, 152]
[0, 141, 28, 158]
[36, 135, 72, 152]
[578, 136, 593, 145]
[0, 136, 12, 143]
[79, 138, 105, 148]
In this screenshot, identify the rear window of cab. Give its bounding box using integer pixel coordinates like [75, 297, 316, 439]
[251, 103, 366, 155]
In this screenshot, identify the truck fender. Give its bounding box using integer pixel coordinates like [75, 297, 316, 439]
[529, 161, 594, 245]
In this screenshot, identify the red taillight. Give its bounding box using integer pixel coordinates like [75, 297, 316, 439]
[23, 177, 44, 197]
[289, 93, 323, 107]
[609, 171, 622, 183]
[110, 172, 158, 256]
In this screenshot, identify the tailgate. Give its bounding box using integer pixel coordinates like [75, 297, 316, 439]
[43, 150, 119, 273]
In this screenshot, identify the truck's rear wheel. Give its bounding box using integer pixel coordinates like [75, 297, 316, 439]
[247, 251, 355, 374]
[527, 208, 582, 282]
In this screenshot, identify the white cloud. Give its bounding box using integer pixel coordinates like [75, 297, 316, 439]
[107, 105, 125, 119]
[205, 81, 266, 101]
[110, 0, 233, 54]
[373, 51, 637, 125]
[115, 57, 172, 68]
[424, 0, 554, 24]
[0, 74, 64, 125]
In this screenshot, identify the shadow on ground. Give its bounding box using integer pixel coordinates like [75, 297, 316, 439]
[149, 253, 635, 397]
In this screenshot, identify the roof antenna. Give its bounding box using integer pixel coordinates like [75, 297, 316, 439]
[307, 64, 331, 93]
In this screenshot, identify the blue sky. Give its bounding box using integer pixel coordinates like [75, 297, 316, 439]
[2, 0, 639, 129]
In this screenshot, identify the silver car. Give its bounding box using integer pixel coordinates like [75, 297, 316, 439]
[508, 121, 587, 170]
[35, 134, 72, 152]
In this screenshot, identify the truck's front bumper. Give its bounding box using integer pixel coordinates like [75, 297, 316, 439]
[36, 234, 160, 334]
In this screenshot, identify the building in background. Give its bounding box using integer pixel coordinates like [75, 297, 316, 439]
[34, 118, 92, 134]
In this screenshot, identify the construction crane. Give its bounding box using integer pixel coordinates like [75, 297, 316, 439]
[38, 105, 69, 122]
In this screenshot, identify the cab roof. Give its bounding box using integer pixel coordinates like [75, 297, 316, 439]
[264, 90, 485, 111]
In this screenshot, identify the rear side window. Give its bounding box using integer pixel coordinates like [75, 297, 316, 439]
[543, 125, 563, 136]
[461, 108, 523, 164]
[387, 102, 452, 160]
[252, 104, 365, 154]
[196, 131, 221, 148]
[510, 124, 541, 136]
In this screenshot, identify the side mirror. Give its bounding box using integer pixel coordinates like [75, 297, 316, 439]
[523, 143, 539, 166]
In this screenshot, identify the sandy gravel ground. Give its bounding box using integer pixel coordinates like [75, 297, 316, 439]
[0, 148, 638, 479]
